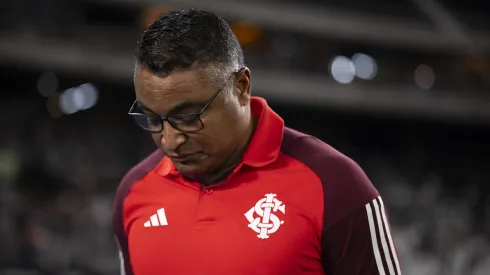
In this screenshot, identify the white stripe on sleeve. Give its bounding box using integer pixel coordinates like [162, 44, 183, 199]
[119, 249, 126, 275]
[379, 197, 402, 275]
[115, 237, 126, 275]
[373, 199, 396, 275]
[365, 202, 386, 275]
[366, 196, 402, 275]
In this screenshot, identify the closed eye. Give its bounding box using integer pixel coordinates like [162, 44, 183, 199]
[146, 116, 161, 125]
[170, 114, 200, 124]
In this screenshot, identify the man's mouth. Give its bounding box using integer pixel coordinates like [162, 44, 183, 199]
[168, 153, 201, 163]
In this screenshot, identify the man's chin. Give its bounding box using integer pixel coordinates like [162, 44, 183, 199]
[173, 161, 206, 177]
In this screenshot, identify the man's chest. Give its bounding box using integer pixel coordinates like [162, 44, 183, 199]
[124, 170, 324, 275]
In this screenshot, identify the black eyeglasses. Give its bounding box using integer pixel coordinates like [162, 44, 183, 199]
[128, 71, 239, 134]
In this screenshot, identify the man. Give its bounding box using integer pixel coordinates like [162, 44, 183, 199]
[113, 9, 402, 275]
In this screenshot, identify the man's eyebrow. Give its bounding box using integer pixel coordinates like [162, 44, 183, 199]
[136, 101, 159, 116]
[137, 100, 205, 116]
[167, 101, 205, 115]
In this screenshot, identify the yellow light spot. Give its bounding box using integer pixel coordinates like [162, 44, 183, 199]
[231, 21, 263, 46]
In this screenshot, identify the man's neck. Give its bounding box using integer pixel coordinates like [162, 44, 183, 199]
[195, 117, 258, 186]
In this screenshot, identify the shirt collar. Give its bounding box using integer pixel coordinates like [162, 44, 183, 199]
[241, 97, 284, 167]
[157, 96, 284, 177]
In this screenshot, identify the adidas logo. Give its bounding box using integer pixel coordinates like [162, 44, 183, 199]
[144, 208, 168, 227]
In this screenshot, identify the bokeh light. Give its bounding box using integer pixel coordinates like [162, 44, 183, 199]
[59, 83, 99, 115]
[37, 71, 58, 97]
[231, 21, 263, 46]
[329, 56, 356, 84]
[414, 64, 436, 90]
[352, 53, 377, 80]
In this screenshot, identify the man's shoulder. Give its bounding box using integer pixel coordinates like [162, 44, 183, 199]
[113, 149, 164, 238]
[281, 127, 379, 227]
[281, 127, 351, 167]
[116, 149, 165, 199]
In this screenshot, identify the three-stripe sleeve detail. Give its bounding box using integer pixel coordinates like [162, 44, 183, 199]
[365, 196, 401, 275]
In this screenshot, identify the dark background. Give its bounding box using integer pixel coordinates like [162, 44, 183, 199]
[0, 1, 489, 274]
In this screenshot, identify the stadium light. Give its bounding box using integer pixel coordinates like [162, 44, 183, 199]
[352, 53, 377, 80]
[329, 56, 355, 84]
[59, 83, 99, 115]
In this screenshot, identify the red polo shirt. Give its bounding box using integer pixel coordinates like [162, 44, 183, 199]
[113, 97, 402, 275]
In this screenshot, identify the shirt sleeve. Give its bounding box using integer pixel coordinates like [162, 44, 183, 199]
[274, 133, 402, 274]
[113, 183, 134, 275]
[322, 196, 402, 275]
[115, 236, 132, 275]
[112, 150, 164, 275]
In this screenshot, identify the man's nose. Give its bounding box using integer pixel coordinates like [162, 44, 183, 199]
[160, 121, 186, 151]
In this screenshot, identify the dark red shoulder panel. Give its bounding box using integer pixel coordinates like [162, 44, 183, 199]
[280, 127, 380, 274]
[113, 149, 165, 275]
[280, 127, 378, 225]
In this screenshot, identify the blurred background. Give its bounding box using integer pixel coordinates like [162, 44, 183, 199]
[0, 0, 489, 274]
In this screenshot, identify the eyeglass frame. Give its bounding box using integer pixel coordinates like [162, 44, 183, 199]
[128, 69, 241, 134]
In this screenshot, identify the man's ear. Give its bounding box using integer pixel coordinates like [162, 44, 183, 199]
[236, 67, 251, 106]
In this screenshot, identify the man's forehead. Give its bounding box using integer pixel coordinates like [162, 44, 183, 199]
[134, 67, 215, 114]
[135, 67, 208, 93]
